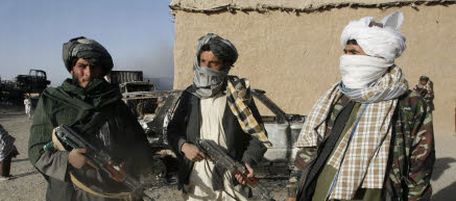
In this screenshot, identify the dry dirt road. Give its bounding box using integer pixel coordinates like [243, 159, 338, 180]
[0, 105, 455, 201]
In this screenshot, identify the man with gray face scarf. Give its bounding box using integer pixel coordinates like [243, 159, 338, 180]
[288, 12, 435, 201]
[167, 33, 269, 201]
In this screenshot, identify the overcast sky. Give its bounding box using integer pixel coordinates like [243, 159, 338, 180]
[0, 0, 174, 88]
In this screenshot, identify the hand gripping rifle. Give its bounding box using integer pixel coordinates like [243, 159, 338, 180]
[52, 124, 156, 201]
[196, 139, 275, 201]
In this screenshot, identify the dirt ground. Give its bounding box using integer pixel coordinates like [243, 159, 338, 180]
[0, 105, 286, 201]
[0, 105, 455, 201]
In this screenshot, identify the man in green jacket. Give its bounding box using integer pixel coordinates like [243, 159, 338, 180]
[28, 36, 153, 201]
[287, 12, 435, 201]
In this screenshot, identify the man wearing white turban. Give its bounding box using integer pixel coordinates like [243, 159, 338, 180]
[287, 12, 435, 201]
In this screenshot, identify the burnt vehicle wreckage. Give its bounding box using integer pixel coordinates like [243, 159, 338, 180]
[141, 89, 306, 181]
[108, 70, 171, 118]
[0, 69, 51, 106]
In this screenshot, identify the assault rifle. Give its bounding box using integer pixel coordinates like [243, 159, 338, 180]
[52, 124, 157, 201]
[196, 139, 276, 201]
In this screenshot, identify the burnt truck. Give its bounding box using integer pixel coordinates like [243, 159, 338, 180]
[108, 70, 170, 118]
[15, 69, 51, 94]
[119, 81, 171, 118]
[144, 89, 306, 178]
[107, 70, 143, 85]
[1, 69, 50, 105]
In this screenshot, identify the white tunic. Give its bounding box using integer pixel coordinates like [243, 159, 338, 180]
[24, 98, 31, 112]
[184, 94, 248, 201]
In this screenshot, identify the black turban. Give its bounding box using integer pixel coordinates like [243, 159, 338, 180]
[62, 36, 113, 73]
[196, 33, 238, 68]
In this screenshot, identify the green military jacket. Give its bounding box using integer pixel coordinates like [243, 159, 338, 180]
[28, 79, 152, 201]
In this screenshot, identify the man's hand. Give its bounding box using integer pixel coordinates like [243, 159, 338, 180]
[51, 128, 66, 151]
[68, 148, 87, 169]
[234, 163, 254, 185]
[181, 143, 206, 162]
[286, 197, 297, 201]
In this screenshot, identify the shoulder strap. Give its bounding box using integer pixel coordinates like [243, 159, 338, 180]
[70, 173, 133, 200]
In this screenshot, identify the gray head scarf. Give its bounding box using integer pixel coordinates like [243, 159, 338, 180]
[192, 33, 238, 98]
[62, 36, 113, 73]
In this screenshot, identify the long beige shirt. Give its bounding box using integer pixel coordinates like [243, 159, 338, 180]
[185, 94, 247, 201]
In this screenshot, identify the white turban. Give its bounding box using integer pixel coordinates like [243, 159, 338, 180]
[340, 12, 406, 63]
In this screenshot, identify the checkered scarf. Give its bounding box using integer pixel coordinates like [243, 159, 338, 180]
[226, 76, 272, 147]
[0, 125, 17, 161]
[296, 66, 408, 199]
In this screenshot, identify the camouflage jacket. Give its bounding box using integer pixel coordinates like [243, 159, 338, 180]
[291, 91, 435, 201]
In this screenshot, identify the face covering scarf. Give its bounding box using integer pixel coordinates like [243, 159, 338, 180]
[339, 56, 408, 103]
[192, 65, 228, 98]
[339, 55, 392, 89]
